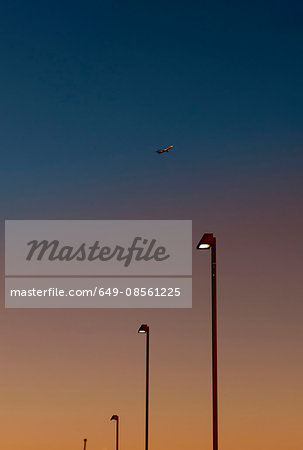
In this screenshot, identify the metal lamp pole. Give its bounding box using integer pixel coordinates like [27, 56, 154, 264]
[138, 324, 150, 450]
[110, 415, 119, 450]
[197, 233, 218, 450]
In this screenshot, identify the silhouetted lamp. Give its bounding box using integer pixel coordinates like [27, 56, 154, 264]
[138, 324, 149, 333]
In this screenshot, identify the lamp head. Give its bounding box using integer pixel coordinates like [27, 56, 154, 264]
[197, 233, 214, 250]
[110, 415, 119, 421]
[138, 324, 149, 333]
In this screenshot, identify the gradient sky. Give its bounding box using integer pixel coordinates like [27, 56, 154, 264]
[0, 1, 303, 449]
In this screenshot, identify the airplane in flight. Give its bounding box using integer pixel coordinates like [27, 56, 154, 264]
[155, 145, 174, 154]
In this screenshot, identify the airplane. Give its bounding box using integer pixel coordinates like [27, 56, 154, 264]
[155, 145, 174, 154]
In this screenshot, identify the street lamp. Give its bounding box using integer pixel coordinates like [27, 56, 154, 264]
[83, 438, 87, 450]
[196, 233, 218, 450]
[138, 324, 150, 450]
[110, 415, 119, 450]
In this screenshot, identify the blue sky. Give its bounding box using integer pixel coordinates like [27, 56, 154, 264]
[0, 0, 302, 218]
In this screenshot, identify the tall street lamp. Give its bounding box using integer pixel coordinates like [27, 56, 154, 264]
[138, 324, 150, 450]
[197, 233, 218, 450]
[110, 415, 119, 450]
[83, 438, 87, 450]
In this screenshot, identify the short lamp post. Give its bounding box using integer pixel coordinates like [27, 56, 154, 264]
[110, 415, 119, 450]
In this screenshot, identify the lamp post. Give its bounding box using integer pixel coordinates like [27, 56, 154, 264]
[138, 324, 150, 450]
[197, 233, 218, 450]
[110, 415, 119, 450]
[83, 438, 87, 450]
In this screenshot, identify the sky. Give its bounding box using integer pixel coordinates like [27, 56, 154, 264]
[0, 1, 303, 449]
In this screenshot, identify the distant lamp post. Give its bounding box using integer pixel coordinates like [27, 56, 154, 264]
[197, 232, 218, 450]
[83, 438, 87, 450]
[110, 415, 119, 450]
[138, 324, 150, 450]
